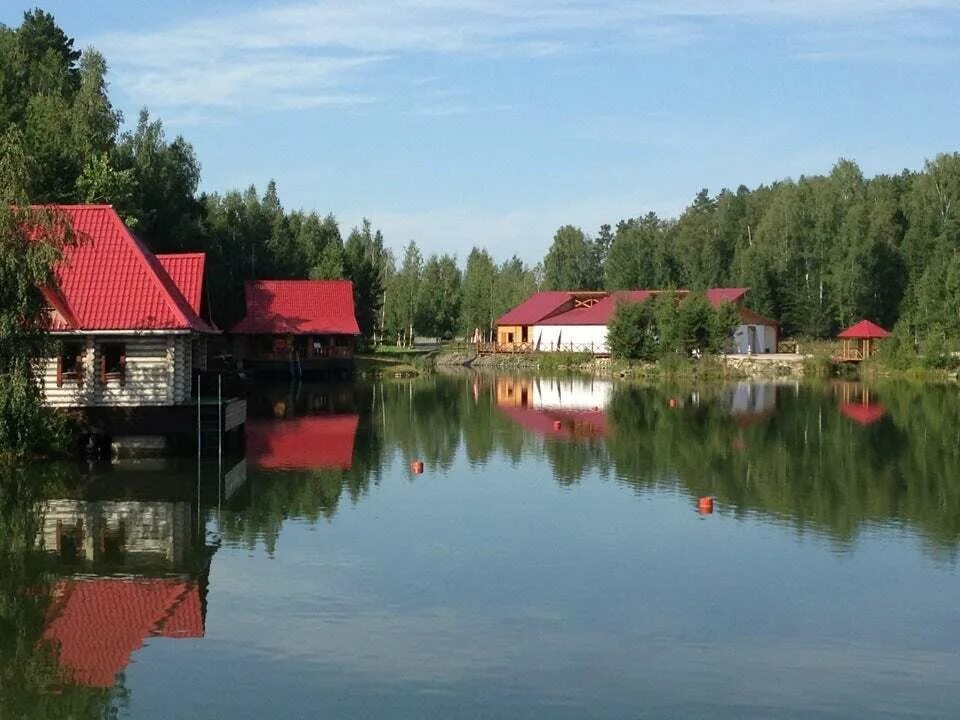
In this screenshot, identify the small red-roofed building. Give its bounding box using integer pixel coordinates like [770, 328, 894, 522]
[836, 319, 891, 362]
[33, 206, 217, 410]
[231, 280, 361, 375]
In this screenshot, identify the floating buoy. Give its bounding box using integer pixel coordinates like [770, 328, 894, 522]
[552, 420, 563, 430]
[698, 496, 714, 514]
[410, 460, 424, 474]
[669, 398, 678, 408]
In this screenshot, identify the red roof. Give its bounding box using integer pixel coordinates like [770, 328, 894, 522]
[840, 402, 887, 425]
[838, 320, 891, 339]
[157, 253, 205, 316]
[529, 288, 751, 327]
[499, 406, 608, 439]
[42, 578, 203, 688]
[705, 288, 748, 307]
[538, 291, 652, 326]
[246, 415, 359, 469]
[37, 205, 213, 332]
[496, 291, 572, 326]
[737, 305, 779, 327]
[232, 280, 360, 335]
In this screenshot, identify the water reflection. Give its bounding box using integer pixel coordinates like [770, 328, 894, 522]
[2, 376, 960, 718]
[0, 463, 214, 716]
[217, 376, 960, 552]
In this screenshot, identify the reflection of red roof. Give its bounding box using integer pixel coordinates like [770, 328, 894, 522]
[43, 579, 203, 688]
[496, 291, 573, 325]
[247, 415, 359, 469]
[500, 406, 607, 439]
[838, 320, 891, 339]
[232, 280, 360, 335]
[157, 253, 205, 316]
[36, 205, 213, 332]
[840, 403, 887, 425]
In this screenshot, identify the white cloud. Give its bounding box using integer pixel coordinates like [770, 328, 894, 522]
[96, 0, 959, 115]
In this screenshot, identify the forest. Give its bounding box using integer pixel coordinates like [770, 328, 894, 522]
[3, 9, 960, 353]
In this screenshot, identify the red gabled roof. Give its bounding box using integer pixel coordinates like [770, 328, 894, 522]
[838, 320, 891, 339]
[499, 288, 752, 328]
[42, 578, 204, 688]
[37, 205, 213, 332]
[246, 415, 359, 469]
[705, 288, 748, 307]
[232, 280, 360, 335]
[537, 291, 652, 326]
[737, 305, 778, 327]
[157, 253, 205, 317]
[496, 291, 572, 326]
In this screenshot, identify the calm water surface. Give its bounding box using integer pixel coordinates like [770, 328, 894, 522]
[2, 376, 959, 719]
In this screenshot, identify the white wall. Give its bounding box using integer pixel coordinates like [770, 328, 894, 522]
[40, 334, 198, 408]
[730, 324, 776, 354]
[532, 325, 610, 354]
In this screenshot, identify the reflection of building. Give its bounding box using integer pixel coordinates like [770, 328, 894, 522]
[43, 578, 204, 688]
[835, 383, 887, 425]
[496, 377, 610, 440]
[42, 500, 194, 569]
[727, 383, 779, 426]
[39, 492, 213, 689]
[246, 415, 360, 470]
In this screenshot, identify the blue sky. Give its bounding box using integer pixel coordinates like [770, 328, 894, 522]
[4, 1, 960, 263]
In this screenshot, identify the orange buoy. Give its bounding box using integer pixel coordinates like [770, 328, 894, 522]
[552, 420, 563, 430]
[698, 496, 714, 514]
[410, 460, 424, 474]
[669, 398, 678, 408]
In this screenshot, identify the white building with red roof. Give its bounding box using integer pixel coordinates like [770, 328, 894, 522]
[231, 279, 360, 375]
[494, 288, 778, 355]
[36, 205, 218, 411]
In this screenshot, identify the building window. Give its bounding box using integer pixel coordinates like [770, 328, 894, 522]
[57, 341, 85, 387]
[100, 343, 126, 386]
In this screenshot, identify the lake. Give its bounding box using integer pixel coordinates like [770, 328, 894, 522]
[2, 375, 959, 719]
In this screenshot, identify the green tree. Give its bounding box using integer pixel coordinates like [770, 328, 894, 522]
[416, 254, 462, 340]
[460, 247, 498, 339]
[607, 299, 657, 360]
[543, 225, 602, 290]
[343, 219, 386, 345]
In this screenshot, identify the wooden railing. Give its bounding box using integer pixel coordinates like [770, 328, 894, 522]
[476, 342, 602, 356]
[836, 348, 864, 362]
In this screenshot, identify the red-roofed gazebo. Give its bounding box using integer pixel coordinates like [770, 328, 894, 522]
[837, 320, 891, 362]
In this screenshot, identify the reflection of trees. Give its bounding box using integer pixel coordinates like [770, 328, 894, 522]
[222, 376, 960, 553]
[0, 465, 121, 719]
[604, 382, 960, 551]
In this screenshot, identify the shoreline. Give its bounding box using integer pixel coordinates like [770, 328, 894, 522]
[433, 349, 960, 382]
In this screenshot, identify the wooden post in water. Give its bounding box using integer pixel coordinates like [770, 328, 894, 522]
[217, 374, 223, 474]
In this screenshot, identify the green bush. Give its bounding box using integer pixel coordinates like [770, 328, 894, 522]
[0, 372, 68, 459]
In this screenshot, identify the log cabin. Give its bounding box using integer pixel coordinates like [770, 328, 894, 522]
[34, 205, 241, 450]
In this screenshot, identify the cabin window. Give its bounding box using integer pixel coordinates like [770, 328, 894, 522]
[100, 343, 126, 386]
[57, 341, 85, 387]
